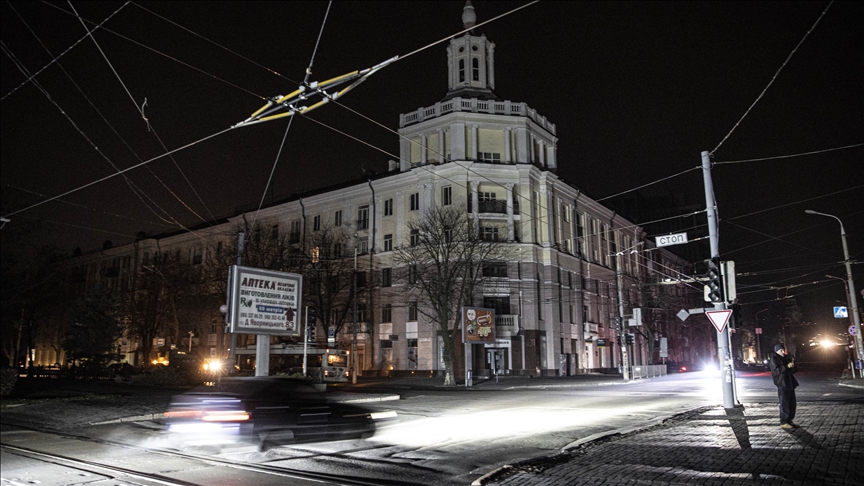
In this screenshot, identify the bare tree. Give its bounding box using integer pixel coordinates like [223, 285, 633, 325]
[394, 205, 507, 385]
[302, 225, 357, 342]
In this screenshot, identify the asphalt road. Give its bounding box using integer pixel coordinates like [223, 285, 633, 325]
[2, 370, 860, 485]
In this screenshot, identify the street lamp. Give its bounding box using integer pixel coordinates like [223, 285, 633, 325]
[805, 210, 863, 370]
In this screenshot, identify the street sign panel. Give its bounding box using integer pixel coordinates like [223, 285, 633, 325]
[834, 306, 848, 318]
[706, 309, 733, 333]
[656, 232, 688, 248]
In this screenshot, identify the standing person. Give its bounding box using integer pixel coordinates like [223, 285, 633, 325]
[769, 343, 799, 429]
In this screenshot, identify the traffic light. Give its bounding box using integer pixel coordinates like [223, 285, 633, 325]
[307, 307, 317, 342]
[705, 258, 724, 303]
[626, 333, 635, 345]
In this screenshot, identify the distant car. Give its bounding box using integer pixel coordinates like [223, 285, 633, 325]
[161, 377, 375, 450]
[667, 362, 694, 373]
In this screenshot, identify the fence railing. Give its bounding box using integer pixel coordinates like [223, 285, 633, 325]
[629, 364, 667, 379]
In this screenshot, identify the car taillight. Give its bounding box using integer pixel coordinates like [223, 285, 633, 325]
[164, 410, 203, 419]
[201, 411, 250, 422]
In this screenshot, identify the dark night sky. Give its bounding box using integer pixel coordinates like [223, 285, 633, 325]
[2, 1, 862, 332]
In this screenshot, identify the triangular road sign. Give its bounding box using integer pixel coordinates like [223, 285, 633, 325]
[706, 309, 733, 333]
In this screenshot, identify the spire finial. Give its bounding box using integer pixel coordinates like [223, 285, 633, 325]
[462, 1, 476, 30]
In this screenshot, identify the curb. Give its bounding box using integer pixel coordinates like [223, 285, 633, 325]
[471, 405, 712, 486]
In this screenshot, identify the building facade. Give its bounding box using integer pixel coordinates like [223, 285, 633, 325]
[36, 3, 698, 377]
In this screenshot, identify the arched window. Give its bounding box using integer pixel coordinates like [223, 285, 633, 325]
[459, 59, 465, 82]
[472, 58, 480, 81]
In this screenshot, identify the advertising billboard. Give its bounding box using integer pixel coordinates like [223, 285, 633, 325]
[226, 265, 302, 336]
[462, 307, 496, 343]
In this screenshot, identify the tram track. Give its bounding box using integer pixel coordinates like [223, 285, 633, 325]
[0, 421, 408, 486]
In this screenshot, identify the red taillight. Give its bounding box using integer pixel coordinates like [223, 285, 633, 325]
[201, 411, 250, 422]
[164, 409, 249, 421]
[681, 366, 687, 371]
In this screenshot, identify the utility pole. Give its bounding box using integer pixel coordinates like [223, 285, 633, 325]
[227, 232, 244, 374]
[702, 151, 736, 409]
[352, 246, 358, 384]
[616, 251, 630, 381]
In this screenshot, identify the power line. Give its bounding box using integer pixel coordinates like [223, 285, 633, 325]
[710, 1, 833, 155]
[714, 142, 864, 164]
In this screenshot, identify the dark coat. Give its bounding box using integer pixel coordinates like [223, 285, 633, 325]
[770, 352, 799, 388]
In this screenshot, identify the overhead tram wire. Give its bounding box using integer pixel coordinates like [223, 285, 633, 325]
[714, 143, 864, 164]
[68, 1, 217, 226]
[252, 0, 332, 227]
[0, 1, 129, 101]
[36, 1, 268, 101]
[710, 1, 833, 155]
[6, 3, 197, 229]
[0, 40, 192, 233]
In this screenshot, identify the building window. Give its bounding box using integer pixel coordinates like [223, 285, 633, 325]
[382, 304, 392, 323]
[384, 198, 393, 216]
[382, 268, 392, 287]
[408, 302, 418, 321]
[410, 193, 420, 211]
[562, 202, 569, 222]
[334, 210, 342, 227]
[459, 59, 465, 82]
[290, 220, 301, 243]
[357, 303, 367, 322]
[482, 262, 507, 277]
[481, 226, 499, 241]
[272, 224, 279, 239]
[357, 206, 369, 230]
[358, 239, 368, 254]
[442, 186, 452, 206]
[472, 57, 480, 81]
[313, 215, 321, 231]
[333, 242, 342, 258]
[478, 152, 501, 163]
[410, 229, 420, 246]
[311, 247, 320, 263]
[384, 234, 393, 251]
[408, 265, 417, 284]
[479, 192, 496, 202]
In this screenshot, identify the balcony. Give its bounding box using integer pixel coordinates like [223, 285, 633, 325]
[496, 314, 519, 338]
[400, 98, 556, 135]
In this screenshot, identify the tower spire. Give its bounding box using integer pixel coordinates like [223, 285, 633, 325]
[462, 1, 476, 30]
[444, 2, 497, 101]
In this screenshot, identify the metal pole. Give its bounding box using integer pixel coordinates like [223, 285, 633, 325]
[303, 306, 308, 376]
[702, 151, 735, 409]
[352, 247, 358, 384]
[227, 232, 244, 373]
[616, 251, 630, 381]
[805, 211, 863, 368]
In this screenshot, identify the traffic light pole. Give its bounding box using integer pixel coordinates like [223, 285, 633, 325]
[702, 151, 736, 409]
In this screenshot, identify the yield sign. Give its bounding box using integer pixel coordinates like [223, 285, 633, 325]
[706, 309, 733, 333]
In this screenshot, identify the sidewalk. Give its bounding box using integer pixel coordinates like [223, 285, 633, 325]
[475, 400, 864, 485]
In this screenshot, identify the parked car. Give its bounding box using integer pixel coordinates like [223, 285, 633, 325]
[160, 377, 376, 450]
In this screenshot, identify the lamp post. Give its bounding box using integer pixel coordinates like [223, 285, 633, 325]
[755, 309, 768, 362]
[805, 210, 863, 368]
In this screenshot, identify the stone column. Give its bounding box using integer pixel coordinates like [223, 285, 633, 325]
[396, 191, 404, 245]
[470, 181, 480, 236]
[504, 128, 512, 163]
[506, 183, 515, 242]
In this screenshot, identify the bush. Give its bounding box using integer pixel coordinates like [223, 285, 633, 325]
[0, 368, 18, 397]
[130, 366, 196, 387]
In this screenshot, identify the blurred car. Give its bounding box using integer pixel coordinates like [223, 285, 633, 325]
[160, 377, 376, 450]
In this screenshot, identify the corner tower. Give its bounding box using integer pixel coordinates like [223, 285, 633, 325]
[396, 2, 557, 172]
[444, 1, 497, 101]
